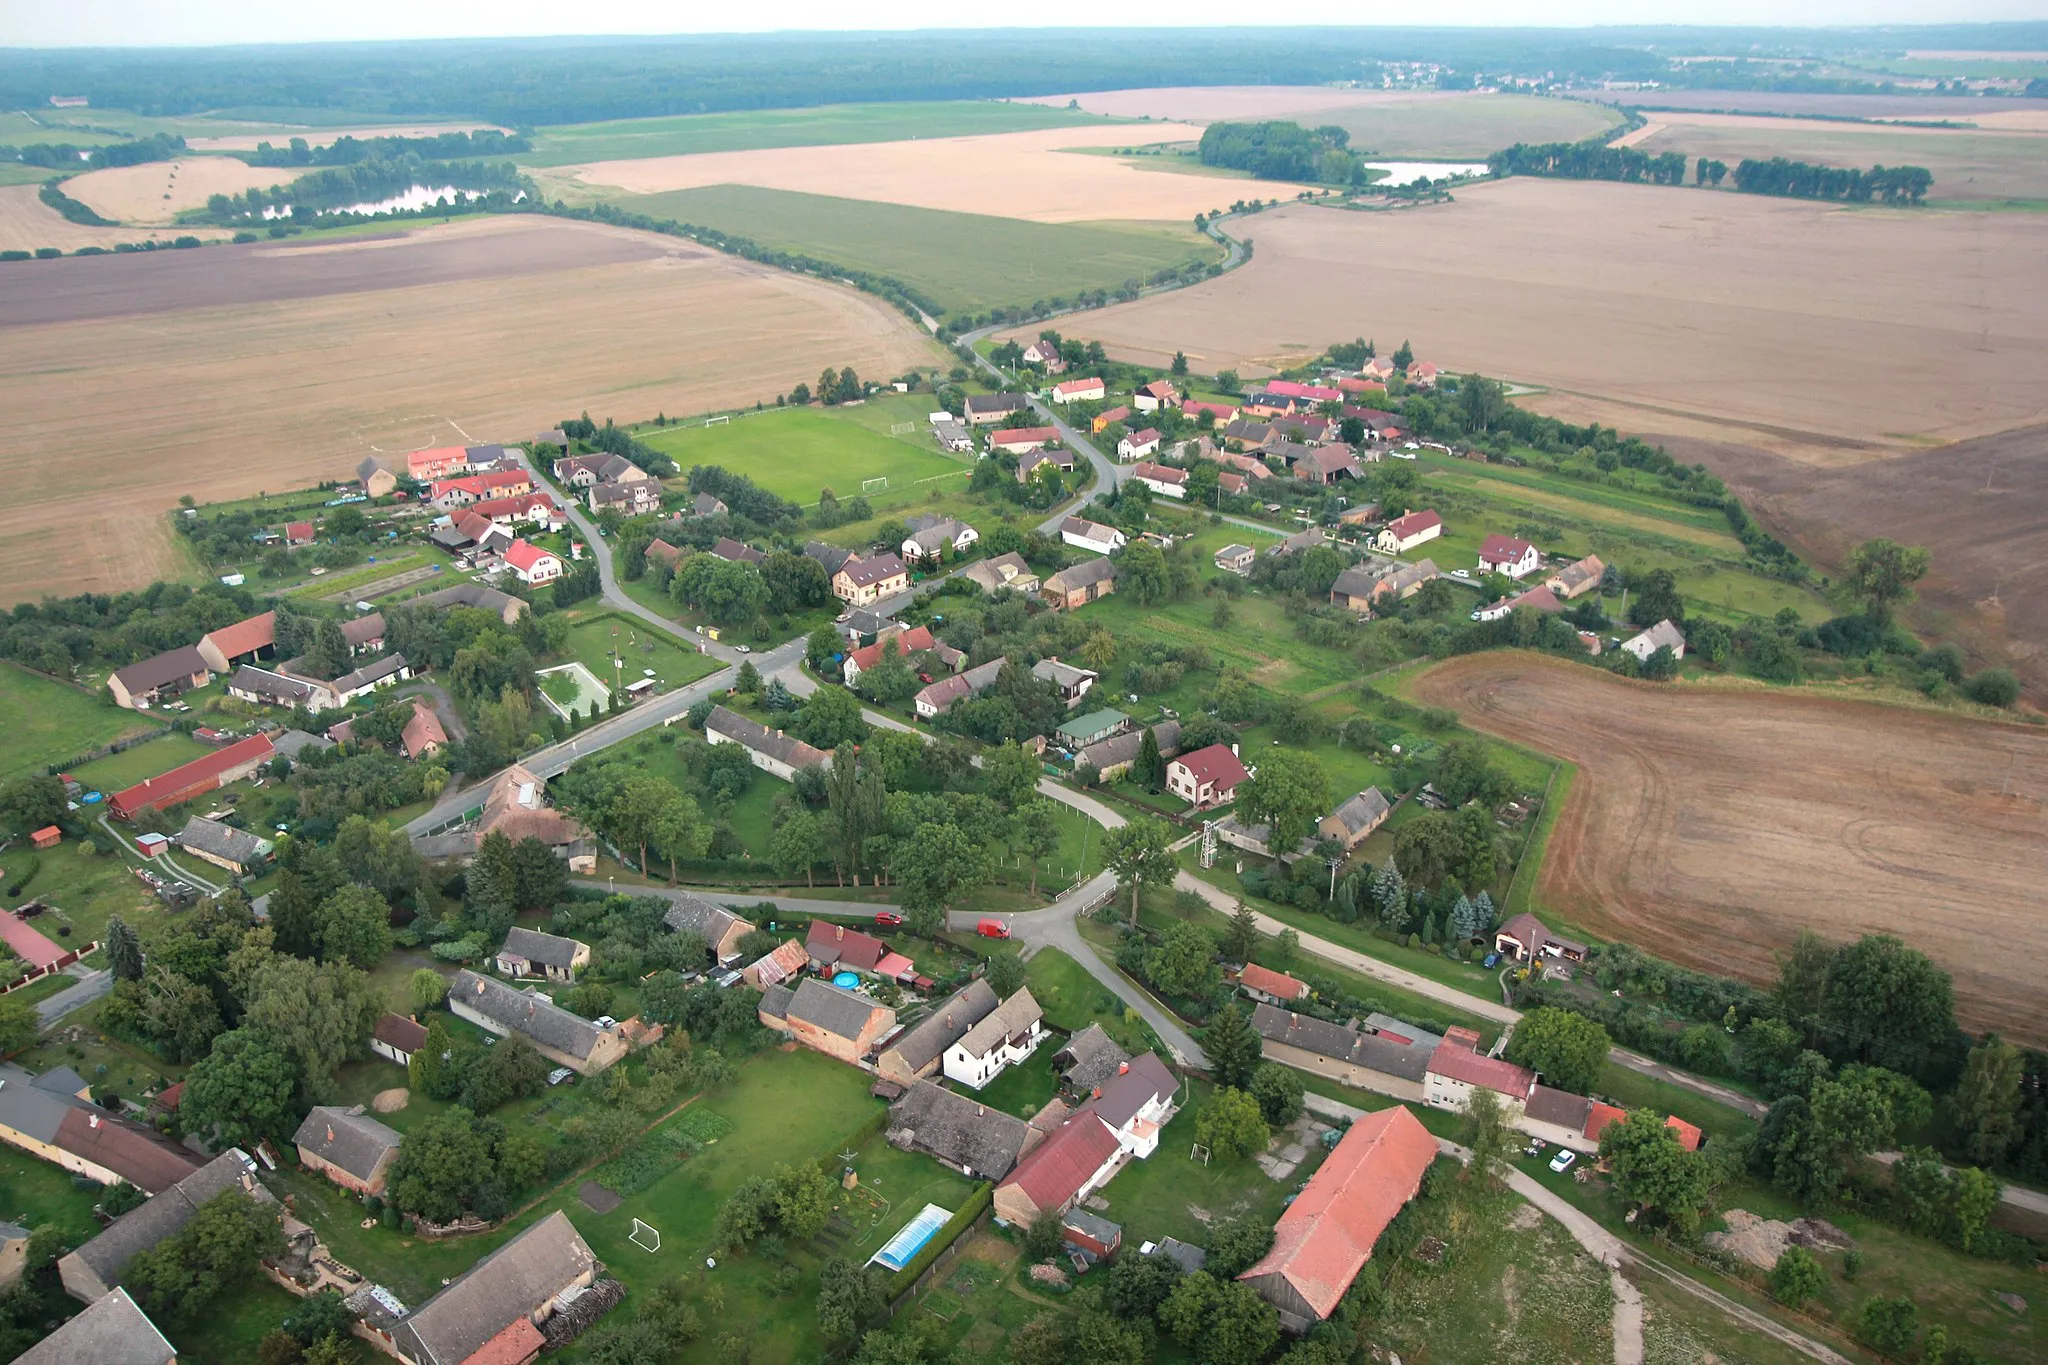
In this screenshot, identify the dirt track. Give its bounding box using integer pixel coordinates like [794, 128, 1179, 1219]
[1409, 653, 2048, 1043]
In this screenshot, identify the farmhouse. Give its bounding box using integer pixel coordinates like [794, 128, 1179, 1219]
[23, 1287, 175, 1364]
[389, 1211, 598, 1365]
[1524, 1090, 1706, 1156]
[1078, 1052, 1177, 1155]
[961, 552, 1041, 596]
[1218, 471, 1250, 497]
[418, 581, 527, 623]
[401, 697, 448, 759]
[1167, 743, 1249, 809]
[1373, 511, 1443, 554]
[1474, 584, 1563, 622]
[805, 919, 890, 975]
[660, 892, 755, 964]
[408, 763, 596, 871]
[1031, 657, 1097, 706]
[1250, 1005, 1440, 1103]
[552, 453, 650, 488]
[876, 980, 999, 1085]
[1021, 339, 1063, 370]
[709, 536, 767, 566]
[340, 613, 386, 655]
[1301, 445, 1363, 483]
[1042, 558, 1118, 611]
[449, 971, 626, 1076]
[1079, 719, 1180, 782]
[902, 512, 979, 564]
[1215, 543, 1256, 576]
[1424, 1027, 1536, 1118]
[174, 816, 273, 876]
[293, 1107, 402, 1197]
[993, 1104, 1122, 1227]
[196, 612, 276, 674]
[0, 1063, 202, 1193]
[943, 988, 1045, 1089]
[1320, 787, 1392, 849]
[1494, 913, 1588, 964]
[108, 646, 214, 710]
[503, 539, 563, 586]
[496, 927, 590, 983]
[832, 553, 910, 607]
[57, 1149, 266, 1305]
[357, 456, 398, 498]
[1133, 380, 1179, 412]
[109, 734, 274, 820]
[1545, 554, 1606, 600]
[758, 978, 896, 1066]
[1478, 534, 1542, 580]
[1237, 963, 1309, 1006]
[1621, 619, 1688, 663]
[371, 1013, 428, 1068]
[743, 939, 810, 990]
[1116, 428, 1162, 461]
[1058, 516, 1125, 555]
[1181, 399, 1239, 424]
[1016, 449, 1074, 484]
[1238, 1105, 1436, 1334]
[915, 656, 1006, 719]
[1130, 461, 1188, 499]
[964, 393, 1028, 426]
[705, 705, 829, 779]
[1050, 377, 1105, 403]
[588, 479, 662, 517]
[286, 521, 316, 547]
[887, 1080, 1034, 1180]
[1408, 361, 1441, 388]
[1333, 560, 1443, 613]
[1057, 708, 1129, 751]
[432, 468, 532, 508]
[1267, 527, 1329, 558]
[842, 626, 960, 686]
[1054, 1024, 1130, 1095]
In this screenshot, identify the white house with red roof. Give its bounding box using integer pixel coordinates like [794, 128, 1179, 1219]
[503, 539, 563, 586]
[842, 626, 960, 686]
[1373, 510, 1443, 555]
[1477, 534, 1542, 579]
[1130, 461, 1188, 499]
[1237, 962, 1310, 1005]
[1167, 743, 1250, 809]
[1049, 377, 1105, 404]
[1021, 339, 1065, 371]
[1117, 428, 1162, 461]
[1407, 361, 1442, 388]
[285, 520, 315, 547]
[430, 468, 532, 508]
[987, 426, 1058, 456]
[1423, 1026, 1536, 1119]
[1132, 380, 1179, 412]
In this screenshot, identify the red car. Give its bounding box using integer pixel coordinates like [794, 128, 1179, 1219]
[874, 911, 903, 928]
[977, 918, 1010, 939]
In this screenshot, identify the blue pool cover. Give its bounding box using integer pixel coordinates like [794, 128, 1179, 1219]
[868, 1203, 953, 1271]
[832, 970, 861, 989]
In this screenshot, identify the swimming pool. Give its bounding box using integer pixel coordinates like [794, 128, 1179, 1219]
[867, 1203, 953, 1272]
[833, 970, 861, 989]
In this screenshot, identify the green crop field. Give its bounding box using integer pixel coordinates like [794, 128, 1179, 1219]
[1299, 93, 1622, 158]
[520, 99, 1113, 166]
[607, 183, 1223, 320]
[642, 403, 969, 507]
[0, 664, 158, 780]
[66, 730, 215, 793]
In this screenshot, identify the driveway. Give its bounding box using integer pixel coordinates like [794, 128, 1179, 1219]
[37, 969, 112, 1026]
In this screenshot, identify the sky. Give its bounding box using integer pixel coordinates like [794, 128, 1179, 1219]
[4, 1, 2045, 49]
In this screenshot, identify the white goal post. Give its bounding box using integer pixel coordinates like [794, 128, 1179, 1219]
[630, 1218, 661, 1253]
[703, 414, 731, 427]
[861, 476, 889, 494]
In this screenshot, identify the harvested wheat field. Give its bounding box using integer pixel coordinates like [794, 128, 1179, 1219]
[0, 184, 230, 253]
[1028, 178, 2048, 450]
[1410, 653, 2048, 1042]
[559, 123, 1297, 222]
[66, 157, 295, 224]
[0, 214, 941, 598]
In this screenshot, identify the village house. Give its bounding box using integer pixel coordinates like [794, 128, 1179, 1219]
[1373, 510, 1443, 555]
[915, 657, 1006, 719]
[196, 612, 276, 674]
[109, 734, 275, 821]
[1238, 1105, 1437, 1333]
[689, 490, 729, 518]
[1079, 720, 1180, 782]
[419, 580, 528, 623]
[1050, 377, 1105, 404]
[496, 927, 590, 983]
[705, 705, 829, 779]
[1321, 787, 1392, 850]
[1621, 619, 1688, 664]
[1223, 419, 1273, 448]
[1494, 913, 1588, 964]
[841, 625, 960, 687]
[964, 393, 1028, 426]
[1132, 380, 1179, 412]
[389, 1211, 598, 1365]
[961, 552, 1041, 596]
[108, 646, 214, 710]
[503, 539, 564, 586]
[449, 970, 628, 1075]
[743, 939, 811, 991]
[1215, 543, 1257, 576]
[1091, 404, 1133, 434]
[174, 816, 273, 876]
[1117, 428, 1162, 461]
[57, 1149, 266, 1304]
[943, 988, 1045, 1089]
[1181, 398, 1239, 425]
[1267, 527, 1330, 560]
[757, 978, 896, 1065]
[431, 468, 532, 508]
[832, 553, 910, 607]
[588, 479, 661, 517]
[27, 1286, 177, 1363]
[886, 1080, 1035, 1180]
[340, 613, 386, 656]
[1059, 516, 1126, 556]
[1477, 534, 1542, 580]
[401, 697, 448, 759]
[993, 1102, 1124, 1228]
[1167, 743, 1249, 809]
[1361, 356, 1397, 383]
[1058, 708, 1129, 752]
[371, 1013, 428, 1068]
[1237, 963, 1309, 1006]
[901, 512, 979, 564]
[1078, 1053, 1178, 1156]
[876, 980, 999, 1085]
[1031, 657, 1097, 707]
[1130, 461, 1188, 499]
[803, 541, 856, 579]
[1473, 583, 1563, 623]
[804, 919, 916, 983]
[1241, 391, 1317, 420]
[1015, 449, 1075, 485]
[0, 1063, 202, 1194]
[1252, 1004, 1442, 1102]
[357, 456, 398, 498]
[1021, 339, 1064, 371]
[660, 892, 755, 964]
[1423, 1026, 1536, 1119]
[1408, 361, 1441, 388]
[1054, 1025, 1130, 1095]
[709, 536, 767, 566]
[552, 453, 650, 488]
[407, 445, 473, 481]
[1217, 471, 1250, 498]
[1545, 554, 1606, 600]
[293, 1107, 402, 1197]
[412, 762, 595, 871]
[987, 425, 1059, 456]
[1042, 558, 1118, 611]
[1301, 445, 1363, 483]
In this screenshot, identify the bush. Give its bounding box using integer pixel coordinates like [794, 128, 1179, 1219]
[5, 854, 40, 898]
[1962, 669, 2020, 708]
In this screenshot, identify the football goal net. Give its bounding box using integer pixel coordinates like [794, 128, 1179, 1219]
[630, 1218, 662, 1253]
[703, 414, 731, 427]
[861, 476, 890, 494]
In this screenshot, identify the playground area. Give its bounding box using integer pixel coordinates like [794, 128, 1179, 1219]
[561, 612, 720, 695]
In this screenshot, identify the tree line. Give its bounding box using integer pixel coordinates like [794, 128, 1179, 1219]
[1732, 157, 1932, 203]
[236, 128, 529, 168]
[202, 154, 529, 221]
[2, 131, 183, 170]
[1487, 140, 1691, 185]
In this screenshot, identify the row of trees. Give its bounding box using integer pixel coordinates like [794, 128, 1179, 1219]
[239, 128, 529, 168]
[1488, 140, 1690, 185]
[1732, 157, 1933, 204]
[202, 155, 529, 222]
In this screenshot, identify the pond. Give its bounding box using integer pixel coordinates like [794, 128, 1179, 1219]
[1364, 161, 1493, 186]
[263, 185, 522, 219]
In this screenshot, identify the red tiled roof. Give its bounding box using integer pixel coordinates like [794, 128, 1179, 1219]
[203, 611, 276, 662]
[1265, 380, 1342, 402]
[1172, 744, 1248, 792]
[806, 920, 888, 972]
[1181, 400, 1238, 419]
[111, 734, 274, 816]
[999, 1104, 1121, 1212]
[1665, 1115, 1703, 1151]
[1582, 1102, 1628, 1143]
[1239, 963, 1307, 1001]
[847, 627, 935, 674]
[0, 914, 65, 970]
[473, 491, 559, 522]
[402, 698, 448, 757]
[461, 1316, 547, 1365]
[1052, 378, 1104, 397]
[408, 445, 466, 474]
[503, 539, 554, 573]
[1238, 1106, 1436, 1321]
[286, 521, 313, 540]
[990, 426, 1058, 447]
[1097, 405, 1132, 423]
[1505, 585, 1562, 614]
[1427, 1034, 1535, 1101]
[1131, 461, 1187, 485]
[1478, 534, 1534, 564]
[1125, 427, 1161, 444]
[1385, 511, 1441, 539]
[1219, 472, 1248, 494]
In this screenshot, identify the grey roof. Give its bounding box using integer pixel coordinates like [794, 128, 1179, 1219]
[38, 1066, 87, 1096]
[758, 982, 796, 1021]
[693, 491, 728, 517]
[1224, 420, 1272, 443]
[1059, 516, 1120, 544]
[882, 980, 998, 1074]
[63, 1150, 263, 1293]
[952, 988, 1042, 1062]
[1045, 558, 1117, 592]
[1331, 565, 1382, 599]
[660, 891, 750, 946]
[418, 581, 521, 615]
[1031, 658, 1096, 689]
[16, 1287, 175, 1365]
[1078, 720, 1180, 775]
[1249, 1003, 1440, 1082]
[804, 541, 856, 577]
[292, 1107, 402, 1182]
[1056, 1024, 1131, 1094]
[391, 1210, 596, 1365]
[1152, 1236, 1208, 1273]
[176, 816, 270, 868]
[785, 978, 884, 1042]
[590, 479, 656, 507]
[706, 705, 828, 769]
[839, 553, 907, 589]
[0, 1221, 25, 1245]
[1267, 527, 1329, 556]
[1215, 543, 1256, 561]
[914, 657, 1006, 714]
[112, 645, 210, 695]
[964, 392, 1026, 415]
[500, 927, 586, 970]
[1325, 788, 1391, 839]
[1090, 1052, 1176, 1129]
[887, 1080, 1032, 1179]
[330, 652, 409, 694]
[228, 665, 319, 706]
[1525, 1084, 1596, 1130]
[710, 536, 766, 564]
[270, 729, 334, 759]
[340, 612, 386, 648]
[1062, 1208, 1122, 1245]
[357, 455, 391, 482]
[1628, 619, 1688, 654]
[451, 970, 603, 1060]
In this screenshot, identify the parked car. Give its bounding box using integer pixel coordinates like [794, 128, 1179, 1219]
[594, 1015, 618, 1030]
[1483, 952, 1500, 968]
[547, 1067, 575, 1087]
[715, 969, 744, 988]
[735, 644, 752, 654]
[1450, 569, 1471, 579]
[1549, 1150, 1576, 1174]
[874, 911, 904, 928]
[977, 918, 1010, 939]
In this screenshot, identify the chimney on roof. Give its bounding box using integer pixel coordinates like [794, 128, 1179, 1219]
[1117, 1061, 1129, 1075]
[88, 1114, 99, 1129]
[1231, 743, 1239, 757]
[326, 1126, 335, 1143]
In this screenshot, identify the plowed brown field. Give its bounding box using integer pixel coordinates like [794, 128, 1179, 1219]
[1409, 653, 2048, 1043]
[0, 214, 941, 598]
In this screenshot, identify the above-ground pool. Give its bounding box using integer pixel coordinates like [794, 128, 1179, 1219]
[868, 1203, 953, 1272]
[833, 970, 861, 989]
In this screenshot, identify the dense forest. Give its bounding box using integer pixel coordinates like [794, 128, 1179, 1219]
[1197, 121, 1367, 184]
[236, 128, 529, 167]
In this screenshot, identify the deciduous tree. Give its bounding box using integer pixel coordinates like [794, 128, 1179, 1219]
[182, 1028, 300, 1149]
[1598, 1108, 1711, 1236]
[1234, 748, 1329, 860]
[1103, 817, 1176, 923]
[1948, 1035, 2025, 1167]
[1844, 537, 1931, 624]
[1768, 1246, 1824, 1307]
[1196, 1086, 1269, 1161]
[1504, 1006, 1611, 1095]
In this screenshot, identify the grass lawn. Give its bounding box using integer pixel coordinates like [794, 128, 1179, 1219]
[4, 839, 174, 964]
[164, 1276, 305, 1363]
[66, 730, 215, 793]
[1023, 946, 1155, 1058]
[0, 664, 157, 780]
[1092, 1078, 1311, 1248]
[641, 403, 970, 509]
[1634, 1268, 1818, 1365]
[1593, 1061, 1756, 1146]
[608, 184, 1224, 321]
[0, 1142, 111, 1246]
[521, 99, 1114, 166]
[970, 1051, 1062, 1121]
[560, 608, 724, 696]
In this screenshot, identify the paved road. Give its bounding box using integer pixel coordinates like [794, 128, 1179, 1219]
[37, 970, 112, 1026]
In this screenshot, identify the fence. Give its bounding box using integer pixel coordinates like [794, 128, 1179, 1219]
[879, 1190, 995, 1322]
[0, 941, 100, 995]
[46, 724, 174, 779]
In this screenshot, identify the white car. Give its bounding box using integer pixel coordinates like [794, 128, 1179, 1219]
[735, 644, 751, 654]
[1450, 569, 1471, 579]
[1549, 1150, 1576, 1174]
[594, 1015, 619, 1030]
[547, 1067, 575, 1086]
